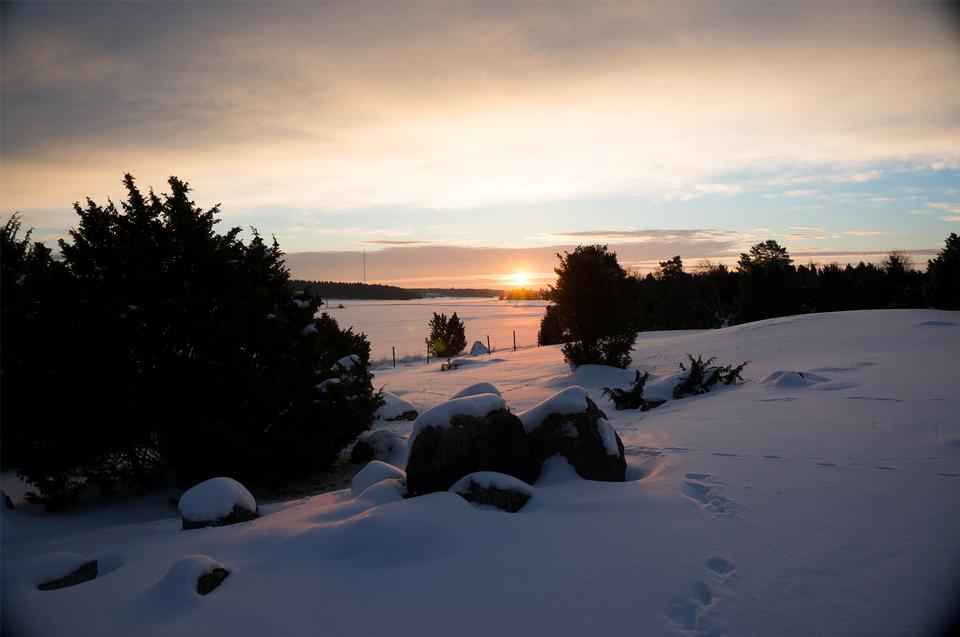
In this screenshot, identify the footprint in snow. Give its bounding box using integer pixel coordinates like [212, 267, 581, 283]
[664, 557, 737, 636]
[682, 474, 734, 519]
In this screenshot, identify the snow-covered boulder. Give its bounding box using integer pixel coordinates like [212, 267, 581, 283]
[405, 394, 537, 497]
[451, 382, 501, 399]
[155, 555, 230, 597]
[352, 461, 406, 497]
[351, 430, 406, 464]
[469, 340, 489, 356]
[30, 551, 98, 591]
[375, 391, 418, 421]
[178, 477, 258, 530]
[519, 386, 626, 482]
[450, 471, 534, 512]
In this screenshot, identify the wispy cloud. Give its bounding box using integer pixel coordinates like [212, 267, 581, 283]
[789, 225, 823, 231]
[927, 202, 960, 214]
[842, 230, 887, 236]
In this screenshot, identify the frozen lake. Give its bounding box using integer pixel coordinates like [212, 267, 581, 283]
[319, 298, 550, 364]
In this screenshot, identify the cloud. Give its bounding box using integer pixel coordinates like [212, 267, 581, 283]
[789, 225, 823, 231]
[942, 215, 960, 222]
[2, 1, 958, 218]
[927, 202, 960, 214]
[783, 189, 821, 198]
[363, 239, 432, 246]
[842, 230, 887, 236]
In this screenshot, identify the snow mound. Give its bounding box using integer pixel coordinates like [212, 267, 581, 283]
[518, 386, 591, 433]
[332, 354, 360, 371]
[410, 393, 508, 443]
[545, 364, 635, 390]
[451, 382, 501, 399]
[354, 478, 406, 505]
[153, 555, 228, 600]
[352, 461, 406, 497]
[178, 477, 257, 522]
[469, 340, 489, 355]
[762, 371, 830, 387]
[376, 392, 417, 420]
[25, 551, 94, 588]
[450, 471, 535, 496]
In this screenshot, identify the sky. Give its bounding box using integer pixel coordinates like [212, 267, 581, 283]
[2, 1, 959, 287]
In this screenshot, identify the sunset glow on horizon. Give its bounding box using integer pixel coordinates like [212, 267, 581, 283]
[2, 1, 958, 287]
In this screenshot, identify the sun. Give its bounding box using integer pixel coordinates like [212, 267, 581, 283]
[511, 271, 530, 287]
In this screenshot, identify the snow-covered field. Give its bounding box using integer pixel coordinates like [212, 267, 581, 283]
[3, 309, 959, 636]
[320, 298, 548, 361]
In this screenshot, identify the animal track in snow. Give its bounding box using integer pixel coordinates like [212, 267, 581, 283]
[682, 474, 734, 518]
[664, 557, 737, 636]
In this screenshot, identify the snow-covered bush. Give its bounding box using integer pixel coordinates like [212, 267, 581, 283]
[3, 176, 380, 509]
[602, 370, 666, 411]
[672, 355, 749, 399]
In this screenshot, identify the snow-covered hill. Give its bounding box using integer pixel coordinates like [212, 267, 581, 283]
[3, 309, 959, 636]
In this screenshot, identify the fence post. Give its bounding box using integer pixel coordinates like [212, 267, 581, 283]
[487, 335, 491, 354]
[392, 346, 396, 368]
[426, 346, 429, 365]
[513, 330, 516, 352]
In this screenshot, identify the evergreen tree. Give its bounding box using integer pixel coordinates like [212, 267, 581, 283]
[2, 175, 379, 508]
[425, 312, 467, 357]
[549, 244, 638, 368]
[925, 233, 960, 310]
[736, 240, 799, 322]
[537, 304, 566, 345]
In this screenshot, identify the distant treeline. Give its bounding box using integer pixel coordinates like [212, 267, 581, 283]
[500, 287, 550, 300]
[290, 280, 504, 300]
[410, 287, 503, 298]
[628, 236, 959, 331]
[291, 280, 418, 300]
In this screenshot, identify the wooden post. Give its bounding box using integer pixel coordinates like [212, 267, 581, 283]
[487, 335, 491, 354]
[513, 330, 516, 352]
[392, 346, 396, 368]
[426, 346, 429, 365]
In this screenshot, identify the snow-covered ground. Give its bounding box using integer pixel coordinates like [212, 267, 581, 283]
[3, 309, 959, 636]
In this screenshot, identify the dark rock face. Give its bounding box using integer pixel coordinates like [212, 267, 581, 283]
[197, 568, 230, 595]
[528, 396, 626, 481]
[457, 482, 531, 513]
[351, 430, 405, 464]
[182, 504, 259, 530]
[406, 409, 537, 496]
[37, 560, 98, 591]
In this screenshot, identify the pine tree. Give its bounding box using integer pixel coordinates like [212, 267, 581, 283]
[925, 233, 960, 310]
[549, 244, 638, 368]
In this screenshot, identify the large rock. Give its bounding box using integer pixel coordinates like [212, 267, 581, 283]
[450, 471, 534, 512]
[156, 555, 231, 597]
[351, 430, 406, 464]
[520, 386, 626, 482]
[405, 394, 537, 496]
[31, 552, 98, 591]
[179, 477, 258, 530]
